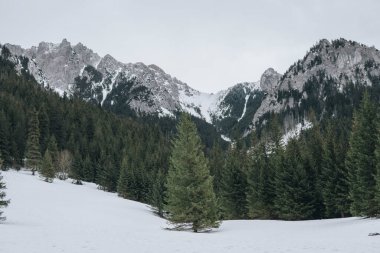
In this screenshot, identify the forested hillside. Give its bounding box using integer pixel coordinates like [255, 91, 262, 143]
[1, 40, 380, 221]
[0, 46, 175, 206]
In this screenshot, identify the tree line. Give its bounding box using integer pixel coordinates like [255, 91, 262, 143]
[207, 92, 380, 220]
[1, 44, 380, 227]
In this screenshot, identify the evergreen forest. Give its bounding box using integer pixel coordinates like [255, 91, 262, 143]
[1, 44, 380, 228]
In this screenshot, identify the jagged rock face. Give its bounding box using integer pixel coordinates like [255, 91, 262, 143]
[6, 39, 101, 93]
[251, 39, 380, 129]
[251, 68, 282, 127]
[93, 54, 186, 114]
[5, 39, 265, 131]
[5, 38, 380, 139]
[278, 39, 380, 92]
[260, 68, 282, 92]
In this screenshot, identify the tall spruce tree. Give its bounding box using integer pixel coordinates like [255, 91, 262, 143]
[208, 142, 224, 197]
[374, 124, 380, 216]
[70, 150, 83, 185]
[247, 143, 274, 219]
[0, 110, 11, 168]
[39, 106, 50, 154]
[274, 139, 316, 220]
[117, 155, 129, 198]
[0, 162, 10, 221]
[150, 168, 166, 217]
[40, 149, 55, 183]
[321, 124, 350, 218]
[47, 136, 59, 172]
[346, 92, 377, 216]
[220, 146, 249, 219]
[25, 109, 42, 175]
[165, 114, 219, 232]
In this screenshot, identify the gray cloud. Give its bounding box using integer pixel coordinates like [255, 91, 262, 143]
[1, 0, 379, 92]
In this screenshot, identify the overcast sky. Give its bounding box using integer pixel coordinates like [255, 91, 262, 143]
[1, 0, 380, 93]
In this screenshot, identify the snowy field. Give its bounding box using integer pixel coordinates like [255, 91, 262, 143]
[1, 170, 379, 253]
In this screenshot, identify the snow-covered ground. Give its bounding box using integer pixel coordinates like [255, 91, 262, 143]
[1, 170, 379, 253]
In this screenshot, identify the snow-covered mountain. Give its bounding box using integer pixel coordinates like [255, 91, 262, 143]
[252, 39, 380, 129]
[4, 39, 269, 135]
[4, 38, 380, 139]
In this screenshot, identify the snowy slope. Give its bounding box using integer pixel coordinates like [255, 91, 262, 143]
[1, 170, 380, 253]
[281, 120, 313, 146]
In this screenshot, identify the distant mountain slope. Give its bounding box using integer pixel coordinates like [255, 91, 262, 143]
[252, 39, 380, 132]
[4, 39, 268, 138]
[4, 38, 380, 139]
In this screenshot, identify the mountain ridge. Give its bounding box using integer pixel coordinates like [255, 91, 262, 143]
[4, 38, 380, 139]
[4, 39, 272, 137]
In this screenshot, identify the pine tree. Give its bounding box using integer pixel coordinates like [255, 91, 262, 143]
[208, 142, 224, 197]
[97, 152, 116, 192]
[346, 92, 377, 216]
[47, 136, 59, 172]
[303, 124, 325, 219]
[0, 162, 10, 221]
[374, 125, 380, 216]
[165, 114, 219, 232]
[247, 143, 274, 219]
[220, 146, 248, 219]
[40, 149, 55, 183]
[117, 155, 129, 198]
[0, 110, 11, 168]
[39, 106, 50, 154]
[150, 168, 166, 217]
[274, 139, 316, 220]
[70, 150, 83, 185]
[25, 109, 42, 175]
[82, 155, 93, 182]
[321, 124, 350, 218]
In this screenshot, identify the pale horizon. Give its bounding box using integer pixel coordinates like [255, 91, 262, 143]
[1, 0, 380, 93]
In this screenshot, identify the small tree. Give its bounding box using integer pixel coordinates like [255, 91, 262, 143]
[25, 109, 42, 175]
[117, 155, 129, 198]
[0, 165, 10, 221]
[57, 150, 72, 180]
[150, 168, 166, 217]
[47, 136, 59, 171]
[165, 114, 219, 232]
[40, 149, 55, 183]
[70, 151, 82, 185]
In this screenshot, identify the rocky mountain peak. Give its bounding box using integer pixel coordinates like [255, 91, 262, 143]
[97, 54, 122, 73]
[260, 68, 282, 92]
[278, 38, 380, 93]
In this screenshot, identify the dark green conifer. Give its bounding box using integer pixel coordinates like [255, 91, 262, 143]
[274, 139, 316, 220]
[150, 168, 166, 217]
[70, 150, 83, 185]
[117, 155, 129, 198]
[220, 147, 248, 219]
[40, 149, 55, 183]
[39, 106, 50, 154]
[321, 124, 350, 217]
[165, 114, 219, 232]
[0, 111, 11, 168]
[47, 136, 59, 171]
[247, 143, 274, 219]
[25, 109, 42, 175]
[346, 92, 377, 216]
